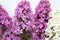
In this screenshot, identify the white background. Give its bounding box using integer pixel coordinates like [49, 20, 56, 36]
[0, 0, 60, 17]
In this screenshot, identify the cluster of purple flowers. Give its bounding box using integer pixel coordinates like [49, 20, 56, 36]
[0, 0, 51, 40]
[0, 5, 14, 40]
[32, 0, 51, 40]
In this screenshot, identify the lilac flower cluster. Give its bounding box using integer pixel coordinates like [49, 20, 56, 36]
[14, 1, 34, 40]
[0, 5, 14, 40]
[32, 0, 51, 40]
[0, 0, 51, 40]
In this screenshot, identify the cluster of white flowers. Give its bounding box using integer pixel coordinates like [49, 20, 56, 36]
[45, 9, 60, 40]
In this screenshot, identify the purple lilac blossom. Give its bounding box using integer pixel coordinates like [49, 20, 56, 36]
[14, 0, 34, 40]
[0, 5, 14, 40]
[32, 0, 51, 40]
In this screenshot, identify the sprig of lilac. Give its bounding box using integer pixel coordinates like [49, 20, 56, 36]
[32, 0, 51, 40]
[14, 1, 34, 40]
[0, 5, 14, 40]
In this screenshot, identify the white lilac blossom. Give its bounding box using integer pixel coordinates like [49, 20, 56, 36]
[45, 10, 60, 40]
